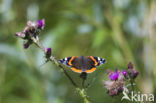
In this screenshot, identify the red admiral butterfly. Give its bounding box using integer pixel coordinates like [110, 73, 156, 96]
[59, 56, 106, 73]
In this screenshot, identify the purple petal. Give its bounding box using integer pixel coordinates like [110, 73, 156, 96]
[24, 42, 30, 49]
[15, 32, 25, 38]
[133, 70, 139, 78]
[37, 19, 45, 29]
[47, 48, 51, 55]
[122, 70, 127, 76]
[109, 69, 120, 81]
[45, 47, 52, 58]
[23, 40, 33, 49]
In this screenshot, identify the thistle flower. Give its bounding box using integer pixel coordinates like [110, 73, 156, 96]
[45, 47, 52, 59]
[127, 62, 139, 79]
[15, 19, 45, 49]
[24, 42, 30, 49]
[104, 62, 139, 97]
[122, 70, 127, 77]
[23, 40, 32, 49]
[132, 70, 139, 79]
[37, 19, 45, 30]
[104, 71, 125, 96]
[128, 62, 133, 69]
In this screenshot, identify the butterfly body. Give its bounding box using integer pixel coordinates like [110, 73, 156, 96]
[59, 56, 106, 73]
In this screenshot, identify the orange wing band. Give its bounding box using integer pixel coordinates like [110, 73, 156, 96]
[89, 56, 98, 66]
[68, 57, 75, 66]
[71, 67, 82, 73]
[86, 67, 96, 73]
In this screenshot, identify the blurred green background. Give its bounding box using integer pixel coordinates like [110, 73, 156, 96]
[0, 0, 156, 103]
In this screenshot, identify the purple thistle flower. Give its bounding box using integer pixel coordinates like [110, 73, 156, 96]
[132, 70, 139, 79]
[24, 42, 30, 49]
[104, 62, 139, 97]
[15, 19, 45, 40]
[109, 69, 120, 81]
[122, 70, 127, 77]
[45, 47, 52, 58]
[37, 19, 45, 29]
[104, 72, 125, 96]
[23, 40, 32, 49]
[127, 62, 139, 79]
[128, 62, 133, 69]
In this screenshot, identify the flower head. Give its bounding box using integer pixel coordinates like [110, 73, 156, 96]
[104, 62, 139, 97]
[15, 19, 45, 38]
[24, 43, 30, 49]
[23, 40, 32, 49]
[132, 70, 139, 79]
[122, 70, 127, 77]
[15, 19, 45, 49]
[128, 62, 133, 69]
[45, 47, 52, 59]
[104, 71, 125, 96]
[127, 62, 139, 79]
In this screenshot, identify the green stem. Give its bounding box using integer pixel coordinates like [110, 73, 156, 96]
[76, 88, 90, 103]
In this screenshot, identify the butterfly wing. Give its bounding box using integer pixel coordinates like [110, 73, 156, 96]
[84, 56, 106, 73]
[90, 56, 106, 67]
[59, 57, 73, 66]
[59, 57, 83, 73]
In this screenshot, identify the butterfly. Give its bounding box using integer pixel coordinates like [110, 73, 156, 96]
[59, 56, 106, 74]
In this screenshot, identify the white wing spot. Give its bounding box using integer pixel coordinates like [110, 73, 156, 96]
[98, 57, 100, 61]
